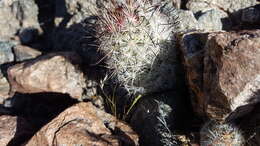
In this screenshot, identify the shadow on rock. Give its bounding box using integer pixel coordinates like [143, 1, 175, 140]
[228, 4, 260, 30]
[4, 92, 78, 146]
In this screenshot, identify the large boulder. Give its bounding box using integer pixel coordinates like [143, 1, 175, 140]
[7, 52, 86, 99]
[26, 102, 139, 146]
[179, 30, 260, 120]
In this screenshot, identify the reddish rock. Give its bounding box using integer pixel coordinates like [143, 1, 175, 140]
[178, 31, 211, 116]
[204, 30, 260, 119]
[179, 30, 260, 120]
[7, 52, 86, 99]
[26, 102, 139, 146]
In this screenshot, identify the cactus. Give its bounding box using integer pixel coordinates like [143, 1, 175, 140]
[96, 0, 179, 95]
[200, 120, 245, 146]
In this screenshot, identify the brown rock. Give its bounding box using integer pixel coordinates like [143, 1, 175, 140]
[26, 102, 139, 146]
[13, 45, 42, 62]
[7, 52, 86, 99]
[204, 30, 260, 119]
[179, 30, 260, 120]
[178, 31, 211, 116]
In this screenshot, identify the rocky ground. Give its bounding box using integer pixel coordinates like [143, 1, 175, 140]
[0, 0, 259, 146]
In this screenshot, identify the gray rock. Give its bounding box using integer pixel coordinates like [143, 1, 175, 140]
[53, 0, 99, 51]
[176, 10, 200, 32]
[197, 9, 231, 31]
[0, 0, 40, 39]
[0, 41, 14, 65]
[186, 0, 259, 14]
[0, 41, 16, 104]
[13, 45, 42, 62]
[55, 0, 97, 28]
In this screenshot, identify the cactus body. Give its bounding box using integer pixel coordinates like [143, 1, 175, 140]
[200, 121, 245, 146]
[97, 0, 178, 95]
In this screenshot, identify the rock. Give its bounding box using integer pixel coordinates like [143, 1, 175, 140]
[177, 31, 210, 116]
[18, 27, 39, 44]
[0, 75, 10, 104]
[197, 9, 231, 31]
[0, 41, 15, 65]
[0, 115, 33, 146]
[0, 41, 15, 103]
[26, 102, 139, 146]
[176, 10, 200, 31]
[55, 0, 97, 27]
[0, 0, 40, 39]
[7, 52, 86, 99]
[0, 115, 17, 145]
[241, 5, 260, 25]
[203, 30, 260, 119]
[186, 0, 259, 14]
[53, 0, 99, 51]
[13, 45, 42, 62]
[179, 30, 260, 120]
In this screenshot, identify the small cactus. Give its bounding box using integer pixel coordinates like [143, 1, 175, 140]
[96, 0, 179, 95]
[200, 120, 245, 146]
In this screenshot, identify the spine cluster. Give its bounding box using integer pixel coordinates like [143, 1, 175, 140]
[97, 0, 179, 95]
[200, 120, 245, 146]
